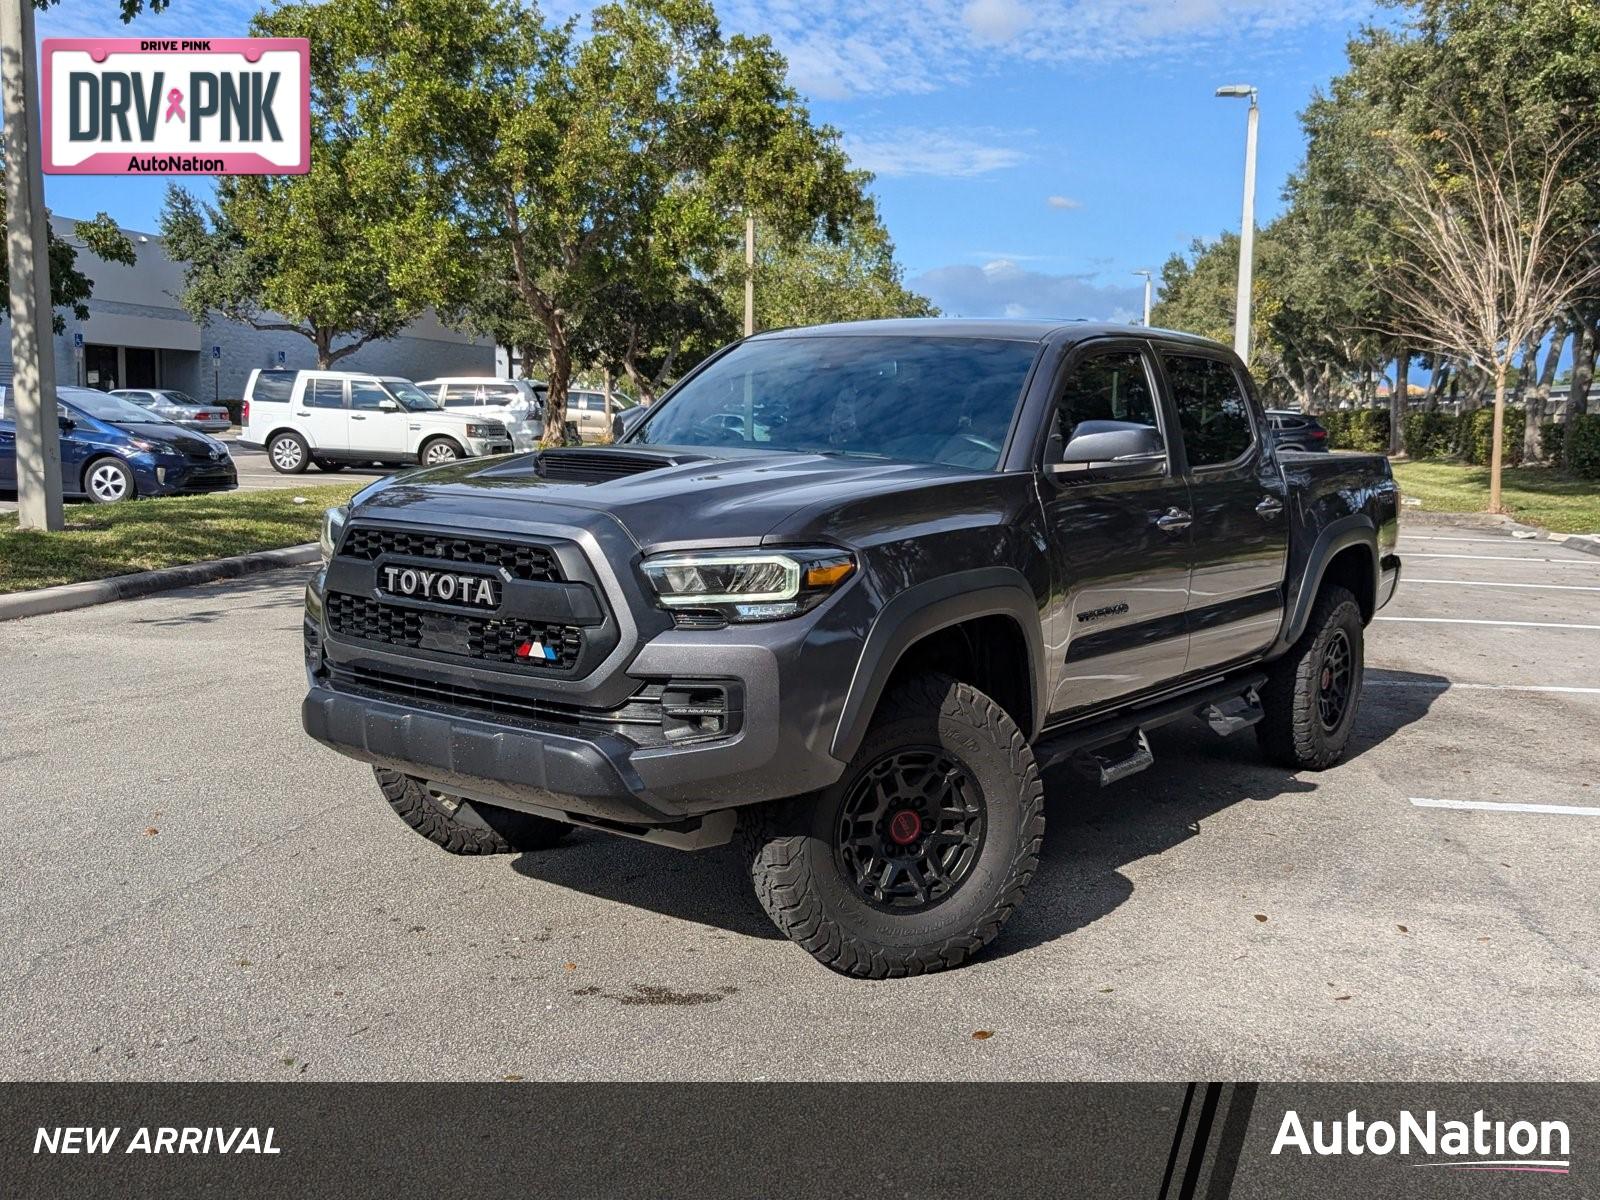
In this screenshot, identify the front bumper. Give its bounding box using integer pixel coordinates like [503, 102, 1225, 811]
[300, 512, 868, 836]
[136, 454, 239, 495]
[465, 436, 515, 457]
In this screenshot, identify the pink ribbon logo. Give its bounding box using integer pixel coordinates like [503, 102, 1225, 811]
[164, 88, 185, 123]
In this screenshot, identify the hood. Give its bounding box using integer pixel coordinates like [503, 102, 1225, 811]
[349, 445, 991, 548]
[117, 421, 227, 456]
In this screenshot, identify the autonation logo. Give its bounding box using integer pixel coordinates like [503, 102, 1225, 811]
[1272, 1109, 1571, 1175]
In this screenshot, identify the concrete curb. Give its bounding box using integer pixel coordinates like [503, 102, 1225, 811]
[0, 543, 320, 623]
[1402, 508, 1600, 557]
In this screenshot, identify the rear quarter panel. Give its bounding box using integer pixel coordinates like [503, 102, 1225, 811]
[1275, 448, 1398, 648]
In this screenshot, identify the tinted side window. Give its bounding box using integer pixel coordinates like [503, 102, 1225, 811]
[252, 370, 296, 403]
[442, 385, 480, 408]
[1049, 350, 1163, 459]
[1164, 355, 1253, 467]
[350, 382, 390, 411]
[307, 378, 346, 409]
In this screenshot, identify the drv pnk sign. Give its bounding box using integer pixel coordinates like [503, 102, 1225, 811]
[42, 38, 309, 175]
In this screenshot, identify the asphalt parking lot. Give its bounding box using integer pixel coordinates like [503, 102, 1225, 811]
[1, 520, 1596, 1082]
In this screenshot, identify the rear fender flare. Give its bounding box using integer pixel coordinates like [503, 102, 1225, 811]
[1272, 513, 1378, 653]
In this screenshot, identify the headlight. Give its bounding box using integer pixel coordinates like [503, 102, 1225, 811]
[641, 547, 855, 622]
[320, 505, 348, 564]
[127, 438, 161, 453]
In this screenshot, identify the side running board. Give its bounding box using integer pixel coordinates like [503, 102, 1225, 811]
[1037, 672, 1269, 786]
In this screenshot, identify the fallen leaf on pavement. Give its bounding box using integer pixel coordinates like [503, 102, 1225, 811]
[971, 1031, 993, 1041]
[1254, 914, 1268, 923]
[144, 827, 159, 837]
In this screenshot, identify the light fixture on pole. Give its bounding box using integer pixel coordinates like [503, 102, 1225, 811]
[1215, 83, 1258, 363]
[1132, 270, 1153, 326]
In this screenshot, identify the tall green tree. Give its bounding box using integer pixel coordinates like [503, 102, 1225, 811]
[345, 0, 862, 442]
[158, 3, 466, 367]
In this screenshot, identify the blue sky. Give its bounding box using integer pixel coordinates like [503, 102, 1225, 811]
[38, 0, 1384, 321]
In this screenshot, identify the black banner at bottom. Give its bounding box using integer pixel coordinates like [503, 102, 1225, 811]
[1, 1083, 1590, 1198]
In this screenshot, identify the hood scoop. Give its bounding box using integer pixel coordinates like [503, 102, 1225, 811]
[535, 447, 707, 484]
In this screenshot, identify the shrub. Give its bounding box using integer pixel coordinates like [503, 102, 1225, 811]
[1460, 406, 1525, 467]
[1540, 421, 1564, 467]
[1564, 413, 1600, 480]
[1403, 411, 1456, 460]
[1322, 408, 1390, 453]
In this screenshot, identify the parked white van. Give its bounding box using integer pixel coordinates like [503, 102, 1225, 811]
[240, 369, 514, 473]
[415, 376, 545, 452]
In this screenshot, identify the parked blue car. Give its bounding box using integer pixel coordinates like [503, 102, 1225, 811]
[0, 385, 237, 503]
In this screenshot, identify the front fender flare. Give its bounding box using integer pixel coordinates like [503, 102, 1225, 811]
[831, 567, 1045, 762]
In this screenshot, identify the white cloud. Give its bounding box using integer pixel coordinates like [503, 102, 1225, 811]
[1047, 195, 1083, 210]
[915, 259, 1144, 321]
[962, 0, 1033, 44]
[718, 0, 1372, 99]
[842, 129, 1027, 178]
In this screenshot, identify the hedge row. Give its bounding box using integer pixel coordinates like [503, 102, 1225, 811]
[1539, 413, 1600, 479]
[1385, 407, 1526, 466]
[1319, 409, 1391, 453]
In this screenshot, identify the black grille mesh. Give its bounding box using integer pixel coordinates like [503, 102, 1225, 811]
[339, 528, 560, 582]
[325, 591, 582, 670]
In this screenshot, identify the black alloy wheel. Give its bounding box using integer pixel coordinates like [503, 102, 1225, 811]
[835, 748, 986, 911]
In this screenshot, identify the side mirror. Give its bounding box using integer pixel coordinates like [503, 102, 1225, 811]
[58, 414, 75, 430]
[377, 398, 400, 412]
[1049, 420, 1165, 479]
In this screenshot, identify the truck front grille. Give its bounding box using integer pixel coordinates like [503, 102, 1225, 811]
[325, 591, 582, 670]
[339, 528, 560, 582]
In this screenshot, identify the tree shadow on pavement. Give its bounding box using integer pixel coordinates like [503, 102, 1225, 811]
[509, 668, 1452, 959]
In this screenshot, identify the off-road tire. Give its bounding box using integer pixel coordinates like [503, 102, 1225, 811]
[375, 768, 573, 855]
[1257, 584, 1364, 770]
[744, 673, 1044, 978]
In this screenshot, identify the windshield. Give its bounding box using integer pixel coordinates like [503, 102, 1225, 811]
[67, 391, 175, 425]
[629, 336, 1038, 470]
[384, 381, 441, 412]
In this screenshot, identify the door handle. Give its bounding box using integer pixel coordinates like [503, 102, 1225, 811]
[295, 409, 311, 416]
[1256, 495, 1285, 518]
[1155, 507, 1192, 533]
[351, 414, 367, 420]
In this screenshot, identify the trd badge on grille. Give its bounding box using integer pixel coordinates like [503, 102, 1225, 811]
[382, 565, 500, 609]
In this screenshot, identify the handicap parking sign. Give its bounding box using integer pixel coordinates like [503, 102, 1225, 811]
[73, 332, 83, 349]
[211, 345, 222, 361]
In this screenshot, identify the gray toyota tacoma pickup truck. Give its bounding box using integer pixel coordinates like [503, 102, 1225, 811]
[302, 319, 1400, 978]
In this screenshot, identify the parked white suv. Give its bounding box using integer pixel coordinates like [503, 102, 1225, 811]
[416, 376, 544, 452]
[240, 369, 514, 473]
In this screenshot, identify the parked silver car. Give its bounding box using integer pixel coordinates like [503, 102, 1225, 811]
[111, 389, 232, 432]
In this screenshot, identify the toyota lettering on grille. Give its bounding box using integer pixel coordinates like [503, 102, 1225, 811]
[382, 565, 500, 609]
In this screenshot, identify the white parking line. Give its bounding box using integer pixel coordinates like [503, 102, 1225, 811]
[1405, 578, 1600, 593]
[1368, 680, 1600, 695]
[1410, 797, 1600, 817]
[1376, 616, 1600, 630]
[1401, 534, 1551, 544]
[1407, 553, 1596, 566]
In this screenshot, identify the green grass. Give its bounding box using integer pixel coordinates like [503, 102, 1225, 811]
[0, 483, 363, 594]
[1392, 461, 1600, 534]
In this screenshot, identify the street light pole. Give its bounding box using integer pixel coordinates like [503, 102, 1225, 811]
[1215, 84, 1259, 364]
[1132, 270, 1152, 326]
[1, 0, 64, 531]
[743, 213, 755, 338]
